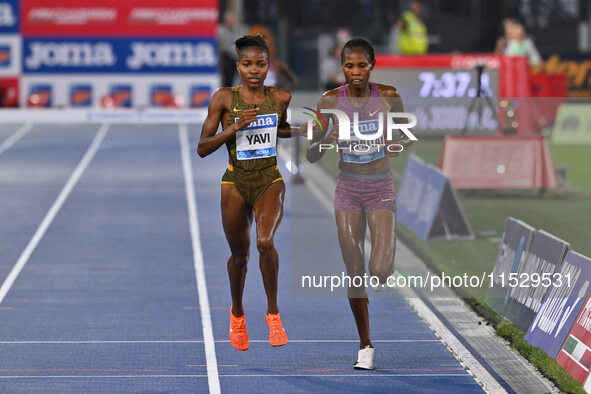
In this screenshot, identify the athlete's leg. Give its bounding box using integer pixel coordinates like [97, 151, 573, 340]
[253, 181, 285, 315]
[254, 181, 288, 347]
[221, 183, 253, 318]
[336, 211, 372, 349]
[367, 209, 396, 283]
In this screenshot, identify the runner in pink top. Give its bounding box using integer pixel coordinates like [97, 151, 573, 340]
[307, 38, 414, 370]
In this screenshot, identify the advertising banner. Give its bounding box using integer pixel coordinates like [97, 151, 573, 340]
[106, 84, 131, 108]
[22, 38, 217, 74]
[0, 34, 19, 75]
[0, 76, 18, 106]
[397, 153, 473, 240]
[189, 85, 212, 108]
[21, 0, 218, 37]
[0, 0, 18, 34]
[533, 54, 591, 97]
[485, 217, 535, 317]
[20, 74, 218, 107]
[505, 230, 570, 331]
[69, 83, 92, 107]
[525, 251, 591, 358]
[551, 103, 591, 145]
[557, 289, 591, 391]
[27, 82, 51, 107]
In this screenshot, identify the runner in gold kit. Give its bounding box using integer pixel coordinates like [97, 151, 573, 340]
[198, 35, 293, 351]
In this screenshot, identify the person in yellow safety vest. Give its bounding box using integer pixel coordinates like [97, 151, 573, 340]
[397, 0, 429, 55]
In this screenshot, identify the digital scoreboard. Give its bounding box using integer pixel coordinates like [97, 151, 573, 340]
[372, 54, 500, 136]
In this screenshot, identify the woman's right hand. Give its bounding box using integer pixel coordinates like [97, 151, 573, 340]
[321, 124, 339, 143]
[235, 108, 260, 131]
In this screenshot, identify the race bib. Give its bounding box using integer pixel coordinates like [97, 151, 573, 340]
[339, 119, 385, 164]
[235, 113, 278, 160]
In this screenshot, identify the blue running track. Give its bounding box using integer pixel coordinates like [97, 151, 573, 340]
[0, 123, 484, 393]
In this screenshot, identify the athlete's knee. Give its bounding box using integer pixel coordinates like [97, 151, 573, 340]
[231, 251, 249, 268]
[369, 266, 393, 283]
[345, 265, 365, 280]
[256, 236, 275, 256]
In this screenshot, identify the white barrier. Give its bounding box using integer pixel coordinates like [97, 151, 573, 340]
[0, 108, 208, 124]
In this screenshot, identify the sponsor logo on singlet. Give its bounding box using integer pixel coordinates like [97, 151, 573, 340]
[339, 119, 386, 163]
[235, 113, 278, 160]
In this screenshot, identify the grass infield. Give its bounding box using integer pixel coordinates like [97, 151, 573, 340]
[314, 138, 591, 393]
[496, 321, 585, 393]
[317, 139, 591, 299]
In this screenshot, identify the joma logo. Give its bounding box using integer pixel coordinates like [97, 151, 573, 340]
[126, 42, 216, 70]
[25, 42, 116, 69]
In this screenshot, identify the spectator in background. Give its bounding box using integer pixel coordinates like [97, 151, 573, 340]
[336, 27, 352, 47]
[396, 0, 429, 55]
[217, 11, 248, 86]
[248, 25, 298, 90]
[320, 44, 346, 91]
[496, 17, 542, 66]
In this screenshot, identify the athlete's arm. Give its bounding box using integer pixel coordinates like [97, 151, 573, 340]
[379, 85, 414, 157]
[197, 88, 259, 158]
[271, 88, 295, 138]
[306, 90, 338, 163]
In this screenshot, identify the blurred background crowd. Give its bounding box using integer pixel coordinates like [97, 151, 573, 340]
[0, 0, 589, 109]
[220, 0, 590, 94]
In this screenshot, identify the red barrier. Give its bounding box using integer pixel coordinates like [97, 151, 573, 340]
[21, 0, 218, 37]
[497, 57, 537, 135]
[498, 56, 532, 97]
[374, 54, 501, 70]
[440, 135, 557, 190]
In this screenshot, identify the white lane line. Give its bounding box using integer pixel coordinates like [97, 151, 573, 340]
[0, 123, 33, 156]
[296, 156, 506, 393]
[179, 124, 220, 394]
[366, 236, 506, 392]
[217, 339, 438, 343]
[0, 124, 109, 306]
[0, 374, 471, 379]
[0, 339, 440, 344]
[403, 295, 506, 393]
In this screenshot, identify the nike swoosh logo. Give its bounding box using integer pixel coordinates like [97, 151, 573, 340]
[381, 198, 392, 202]
[369, 108, 380, 117]
[232, 107, 241, 112]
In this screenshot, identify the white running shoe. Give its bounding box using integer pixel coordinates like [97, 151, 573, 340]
[353, 346, 374, 370]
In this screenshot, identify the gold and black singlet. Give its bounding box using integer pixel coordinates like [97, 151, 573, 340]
[221, 86, 283, 206]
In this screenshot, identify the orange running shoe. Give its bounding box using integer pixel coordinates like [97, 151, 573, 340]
[229, 307, 249, 351]
[266, 312, 288, 347]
